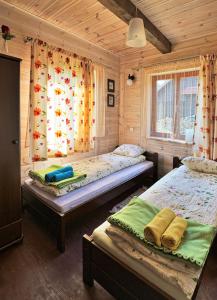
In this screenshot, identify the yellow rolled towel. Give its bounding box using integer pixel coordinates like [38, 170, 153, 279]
[144, 208, 176, 247]
[161, 216, 188, 251]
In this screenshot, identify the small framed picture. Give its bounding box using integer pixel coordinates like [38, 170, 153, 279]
[107, 94, 115, 107]
[108, 79, 115, 92]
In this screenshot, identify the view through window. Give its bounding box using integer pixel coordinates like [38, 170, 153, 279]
[151, 70, 199, 142]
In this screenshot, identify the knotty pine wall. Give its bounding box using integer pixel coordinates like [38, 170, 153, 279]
[3, 1, 217, 180]
[119, 32, 217, 176]
[119, 66, 193, 178]
[0, 2, 120, 183]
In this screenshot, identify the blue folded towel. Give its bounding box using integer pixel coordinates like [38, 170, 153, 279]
[50, 170, 74, 182]
[45, 166, 73, 182]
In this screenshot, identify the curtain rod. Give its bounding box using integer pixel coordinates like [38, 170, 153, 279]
[132, 55, 200, 70]
[24, 36, 93, 62]
[23, 35, 115, 70]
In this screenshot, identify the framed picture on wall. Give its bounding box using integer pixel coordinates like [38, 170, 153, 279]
[107, 94, 115, 107]
[108, 79, 115, 92]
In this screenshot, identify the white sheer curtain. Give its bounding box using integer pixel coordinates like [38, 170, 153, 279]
[155, 73, 174, 138]
[95, 64, 105, 137]
[151, 68, 198, 141]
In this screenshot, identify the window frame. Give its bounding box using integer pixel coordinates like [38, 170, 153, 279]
[150, 70, 199, 141]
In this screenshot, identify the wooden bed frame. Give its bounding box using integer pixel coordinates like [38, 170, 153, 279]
[22, 151, 158, 253]
[173, 156, 184, 169]
[82, 156, 215, 300]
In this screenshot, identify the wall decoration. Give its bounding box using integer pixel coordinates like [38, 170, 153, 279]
[126, 74, 135, 86]
[108, 79, 115, 92]
[107, 94, 115, 107]
[1, 25, 15, 53]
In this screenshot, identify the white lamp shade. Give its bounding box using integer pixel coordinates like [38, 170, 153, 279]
[127, 79, 133, 86]
[126, 17, 147, 48]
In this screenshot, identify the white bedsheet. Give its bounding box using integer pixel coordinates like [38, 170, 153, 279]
[24, 161, 153, 214]
[93, 222, 191, 300]
[139, 165, 217, 226]
[93, 165, 217, 299]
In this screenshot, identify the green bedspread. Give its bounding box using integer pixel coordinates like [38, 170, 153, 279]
[29, 165, 87, 189]
[107, 197, 216, 266]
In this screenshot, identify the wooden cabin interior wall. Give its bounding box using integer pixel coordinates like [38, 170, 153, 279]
[0, 2, 120, 183]
[119, 32, 217, 177]
[2, 1, 217, 177]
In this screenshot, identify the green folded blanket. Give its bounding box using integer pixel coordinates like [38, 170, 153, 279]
[108, 197, 216, 267]
[29, 165, 87, 189]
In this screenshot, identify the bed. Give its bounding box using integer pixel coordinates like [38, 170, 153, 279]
[83, 157, 217, 300]
[22, 150, 158, 252]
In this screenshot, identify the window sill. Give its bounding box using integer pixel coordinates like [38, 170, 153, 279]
[147, 136, 193, 145]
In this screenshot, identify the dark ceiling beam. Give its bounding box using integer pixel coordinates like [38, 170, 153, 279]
[98, 0, 172, 54]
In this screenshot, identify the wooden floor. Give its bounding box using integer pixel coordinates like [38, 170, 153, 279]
[0, 198, 217, 300]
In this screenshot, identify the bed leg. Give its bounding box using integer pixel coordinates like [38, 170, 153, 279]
[153, 153, 158, 183]
[57, 217, 65, 253]
[153, 165, 158, 183]
[83, 235, 94, 287]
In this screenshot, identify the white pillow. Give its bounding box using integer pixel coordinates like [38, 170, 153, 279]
[182, 156, 217, 174]
[113, 144, 145, 158]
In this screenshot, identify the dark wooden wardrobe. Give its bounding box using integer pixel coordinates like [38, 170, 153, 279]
[0, 54, 22, 250]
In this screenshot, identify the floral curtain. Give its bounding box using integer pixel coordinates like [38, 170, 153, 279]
[193, 55, 217, 160]
[30, 40, 96, 161]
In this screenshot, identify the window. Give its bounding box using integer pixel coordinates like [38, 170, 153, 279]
[150, 70, 199, 142]
[30, 40, 98, 161]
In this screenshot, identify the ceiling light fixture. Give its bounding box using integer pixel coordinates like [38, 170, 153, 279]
[126, 7, 146, 48]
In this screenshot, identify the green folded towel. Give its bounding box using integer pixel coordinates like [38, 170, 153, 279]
[108, 197, 216, 267]
[29, 165, 87, 189]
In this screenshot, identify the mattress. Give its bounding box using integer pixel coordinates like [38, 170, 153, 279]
[93, 221, 190, 300]
[93, 165, 217, 299]
[24, 161, 153, 214]
[30, 152, 147, 196]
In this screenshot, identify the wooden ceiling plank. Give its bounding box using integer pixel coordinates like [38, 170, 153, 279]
[97, 0, 172, 53]
[67, 9, 121, 31]
[75, 23, 127, 42]
[49, 1, 100, 21]
[136, 0, 215, 17]
[6, 0, 217, 57]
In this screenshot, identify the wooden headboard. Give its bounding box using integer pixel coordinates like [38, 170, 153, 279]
[114, 146, 158, 182]
[144, 151, 158, 182]
[173, 156, 183, 169]
[144, 151, 158, 167]
[114, 146, 158, 167]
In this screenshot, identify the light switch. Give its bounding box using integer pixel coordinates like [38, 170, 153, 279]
[129, 127, 134, 132]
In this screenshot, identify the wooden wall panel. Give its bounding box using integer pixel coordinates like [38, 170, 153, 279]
[120, 32, 217, 68]
[119, 18, 217, 177]
[3, 0, 217, 179]
[120, 66, 193, 177]
[119, 69, 141, 145]
[0, 5, 120, 183]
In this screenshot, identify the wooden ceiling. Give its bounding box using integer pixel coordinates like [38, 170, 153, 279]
[5, 0, 217, 56]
